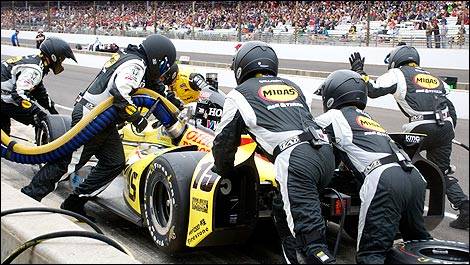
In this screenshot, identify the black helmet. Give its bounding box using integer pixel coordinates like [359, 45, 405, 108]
[39, 36, 77, 75]
[160, 63, 179, 86]
[321, 69, 368, 112]
[385, 45, 420, 69]
[231, 41, 278, 85]
[140, 34, 176, 82]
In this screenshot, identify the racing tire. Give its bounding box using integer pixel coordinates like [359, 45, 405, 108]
[35, 114, 71, 145]
[35, 114, 71, 169]
[142, 151, 206, 254]
[386, 239, 469, 264]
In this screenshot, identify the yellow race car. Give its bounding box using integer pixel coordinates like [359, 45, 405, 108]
[42, 87, 277, 254]
[30, 87, 451, 261]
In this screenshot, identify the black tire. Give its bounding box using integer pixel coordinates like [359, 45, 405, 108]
[142, 151, 206, 254]
[386, 239, 469, 264]
[35, 114, 71, 145]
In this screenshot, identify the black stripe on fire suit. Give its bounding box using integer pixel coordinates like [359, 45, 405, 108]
[366, 65, 468, 209]
[315, 106, 432, 264]
[212, 76, 335, 263]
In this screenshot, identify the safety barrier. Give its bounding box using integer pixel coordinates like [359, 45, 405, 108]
[1, 181, 140, 264]
[0, 88, 178, 165]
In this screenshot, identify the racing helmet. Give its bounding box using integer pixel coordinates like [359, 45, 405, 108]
[39, 37, 77, 75]
[385, 45, 420, 69]
[321, 69, 368, 112]
[140, 34, 176, 83]
[231, 41, 278, 85]
[169, 65, 202, 104]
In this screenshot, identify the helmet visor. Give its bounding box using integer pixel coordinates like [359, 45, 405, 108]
[158, 56, 171, 78]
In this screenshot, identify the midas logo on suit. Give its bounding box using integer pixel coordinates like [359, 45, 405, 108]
[258, 85, 299, 102]
[413, 74, 440, 89]
[356, 116, 386, 133]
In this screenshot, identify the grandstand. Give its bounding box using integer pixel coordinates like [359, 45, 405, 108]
[1, 1, 468, 48]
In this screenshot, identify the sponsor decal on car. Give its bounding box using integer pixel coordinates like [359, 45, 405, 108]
[192, 197, 208, 213]
[187, 218, 209, 244]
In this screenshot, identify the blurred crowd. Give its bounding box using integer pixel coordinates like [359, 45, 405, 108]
[1, 1, 468, 35]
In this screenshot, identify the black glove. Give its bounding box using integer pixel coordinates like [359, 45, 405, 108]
[47, 100, 59, 114]
[349, 52, 366, 75]
[132, 115, 148, 133]
[188, 73, 205, 91]
[33, 110, 48, 128]
[166, 90, 185, 110]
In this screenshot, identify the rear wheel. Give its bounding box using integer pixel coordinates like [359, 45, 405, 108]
[142, 151, 205, 254]
[386, 239, 469, 264]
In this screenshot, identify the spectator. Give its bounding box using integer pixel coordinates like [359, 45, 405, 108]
[11, 30, 19, 46]
[0, 1, 468, 46]
[457, 23, 466, 46]
[433, 19, 441, 48]
[440, 19, 448, 48]
[35, 29, 46, 49]
[426, 21, 433, 48]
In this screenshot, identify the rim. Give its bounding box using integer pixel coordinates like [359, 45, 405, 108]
[419, 247, 469, 262]
[152, 180, 172, 229]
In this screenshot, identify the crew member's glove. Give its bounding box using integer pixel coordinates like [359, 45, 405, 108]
[132, 115, 148, 133]
[349, 52, 366, 75]
[47, 99, 59, 114]
[188, 73, 205, 91]
[166, 90, 185, 110]
[33, 111, 48, 128]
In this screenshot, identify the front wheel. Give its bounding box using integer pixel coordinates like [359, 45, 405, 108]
[142, 151, 205, 254]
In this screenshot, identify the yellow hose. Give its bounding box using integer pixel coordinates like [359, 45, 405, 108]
[1, 88, 176, 156]
[133, 88, 179, 114]
[1, 97, 114, 155]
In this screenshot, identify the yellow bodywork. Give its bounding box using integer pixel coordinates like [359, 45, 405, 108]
[120, 95, 276, 248]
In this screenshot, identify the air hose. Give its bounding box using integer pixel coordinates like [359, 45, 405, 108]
[1, 207, 102, 234]
[2, 231, 132, 264]
[324, 188, 346, 258]
[1, 207, 133, 264]
[1, 88, 179, 165]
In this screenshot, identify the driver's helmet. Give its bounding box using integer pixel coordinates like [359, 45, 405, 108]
[179, 86, 225, 132]
[193, 88, 225, 131]
[168, 64, 201, 104]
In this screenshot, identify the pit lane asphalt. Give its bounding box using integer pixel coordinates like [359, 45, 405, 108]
[1, 58, 468, 263]
[3, 37, 469, 83]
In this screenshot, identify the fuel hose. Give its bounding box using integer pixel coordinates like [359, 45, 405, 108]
[1, 88, 178, 164]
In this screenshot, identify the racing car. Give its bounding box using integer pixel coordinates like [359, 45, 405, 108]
[36, 87, 468, 263]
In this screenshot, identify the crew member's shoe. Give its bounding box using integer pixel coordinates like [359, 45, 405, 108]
[450, 200, 469, 230]
[60, 194, 95, 222]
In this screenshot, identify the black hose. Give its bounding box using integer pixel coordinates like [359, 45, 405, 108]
[1, 207, 103, 234]
[452, 139, 469, 151]
[324, 188, 346, 258]
[1, 231, 132, 264]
